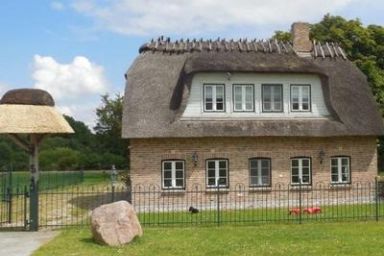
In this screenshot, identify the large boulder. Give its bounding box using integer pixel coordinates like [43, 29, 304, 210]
[91, 200, 143, 246]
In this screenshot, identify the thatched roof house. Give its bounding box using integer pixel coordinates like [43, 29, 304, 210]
[122, 22, 383, 194]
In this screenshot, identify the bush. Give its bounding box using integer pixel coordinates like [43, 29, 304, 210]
[39, 147, 80, 170]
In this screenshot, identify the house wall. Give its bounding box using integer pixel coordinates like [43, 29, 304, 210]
[181, 73, 330, 120]
[129, 136, 377, 189]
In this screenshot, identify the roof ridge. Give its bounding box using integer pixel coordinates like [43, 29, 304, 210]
[139, 36, 294, 55]
[139, 36, 347, 59]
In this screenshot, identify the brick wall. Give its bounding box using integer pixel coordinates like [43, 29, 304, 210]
[129, 136, 378, 190]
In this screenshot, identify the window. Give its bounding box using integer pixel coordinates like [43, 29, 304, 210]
[206, 159, 229, 187]
[249, 158, 271, 187]
[262, 84, 283, 112]
[331, 157, 350, 184]
[162, 160, 185, 189]
[233, 84, 254, 112]
[291, 85, 311, 111]
[291, 158, 311, 185]
[204, 84, 225, 112]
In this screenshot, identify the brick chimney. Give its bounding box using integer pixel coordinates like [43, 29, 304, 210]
[291, 22, 312, 55]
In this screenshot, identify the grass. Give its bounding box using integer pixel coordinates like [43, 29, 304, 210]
[33, 221, 384, 256]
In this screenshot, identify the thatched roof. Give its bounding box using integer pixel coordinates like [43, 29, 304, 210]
[122, 38, 384, 138]
[0, 89, 74, 134]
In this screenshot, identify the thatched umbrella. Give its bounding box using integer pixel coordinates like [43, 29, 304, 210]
[0, 88, 74, 230]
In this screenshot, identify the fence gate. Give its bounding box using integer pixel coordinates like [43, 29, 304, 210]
[0, 170, 29, 231]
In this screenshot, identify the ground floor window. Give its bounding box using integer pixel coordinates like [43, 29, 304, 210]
[206, 159, 228, 187]
[162, 160, 185, 189]
[331, 156, 350, 183]
[249, 158, 271, 187]
[291, 157, 311, 185]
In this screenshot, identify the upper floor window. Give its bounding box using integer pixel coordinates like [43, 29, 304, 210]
[204, 84, 225, 112]
[206, 159, 229, 188]
[249, 158, 271, 187]
[331, 156, 350, 184]
[162, 160, 185, 189]
[233, 84, 254, 112]
[291, 157, 311, 185]
[262, 84, 283, 112]
[291, 85, 311, 112]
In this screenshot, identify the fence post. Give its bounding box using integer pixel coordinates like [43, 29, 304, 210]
[29, 176, 39, 231]
[216, 178, 220, 226]
[375, 177, 379, 221]
[299, 178, 302, 224]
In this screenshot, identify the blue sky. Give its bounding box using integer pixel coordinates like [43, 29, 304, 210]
[0, 0, 383, 127]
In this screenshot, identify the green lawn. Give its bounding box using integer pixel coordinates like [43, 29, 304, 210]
[33, 221, 384, 256]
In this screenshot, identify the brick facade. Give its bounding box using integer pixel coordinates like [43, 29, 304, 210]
[130, 136, 378, 189]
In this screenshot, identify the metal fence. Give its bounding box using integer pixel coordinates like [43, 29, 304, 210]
[1, 173, 384, 230]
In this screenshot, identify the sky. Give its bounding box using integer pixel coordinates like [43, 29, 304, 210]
[0, 0, 383, 128]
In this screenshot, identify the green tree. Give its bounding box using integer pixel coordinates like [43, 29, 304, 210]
[94, 94, 127, 158]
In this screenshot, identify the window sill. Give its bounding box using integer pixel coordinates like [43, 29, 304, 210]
[205, 188, 230, 193]
[289, 185, 312, 191]
[249, 187, 272, 192]
[329, 183, 352, 189]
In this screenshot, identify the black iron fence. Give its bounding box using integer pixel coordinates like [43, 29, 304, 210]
[1, 172, 384, 230]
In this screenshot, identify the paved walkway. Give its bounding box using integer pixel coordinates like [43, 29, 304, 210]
[0, 231, 58, 256]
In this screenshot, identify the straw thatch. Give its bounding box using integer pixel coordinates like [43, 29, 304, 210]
[0, 89, 73, 134]
[122, 38, 384, 138]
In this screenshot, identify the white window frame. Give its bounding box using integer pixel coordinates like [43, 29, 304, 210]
[206, 159, 229, 188]
[233, 84, 254, 112]
[262, 84, 283, 112]
[291, 158, 311, 185]
[331, 156, 351, 184]
[162, 160, 185, 189]
[204, 84, 225, 112]
[290, 84, 311, 112]
[249, 158, 271, 187]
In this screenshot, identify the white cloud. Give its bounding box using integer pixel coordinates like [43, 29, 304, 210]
[32, 55, 108, 128]
[0, 82, 9, 97]
[51, 1, 65, 11]
[33, 55, 107, 100]
[71, 0, 353, 36]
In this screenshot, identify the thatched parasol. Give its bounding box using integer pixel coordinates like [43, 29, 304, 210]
[0, 88, 74, 230]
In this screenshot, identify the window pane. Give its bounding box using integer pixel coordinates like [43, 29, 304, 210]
[219, 161, 227, 169]
[302, 159, 310, 167]
[261, 167, 269, 176]
[263, 86, 271, 99]
[216, 86, 224, 98]
[218, 177, 227, 185]
[261, 160, 269, 168]
[302, 167, 310, 175]
[176, 179, 183, 187]
[245, 103, 253, 110]
[274, 102, 282, 111]
[164, 179, 172, 187]
[164, 171, 172, 179]
[292, 103, 299, 110]
[234, 86, 242, 102]
[219, 169, 227, 177]
[331, 174, 339, 182]
[302, 175, 310, 183]
[205, 102, 213, 110]
[251, 177, 258, 185]
[208, 161, 215, 169]
[261, 176, 269, 185]
[176, 170, 183, 178]
[175, 162, 183, 170]
[292, 159, 299, 167]
[263, 102, 271, 111]
[208, 178, 216, 186]
[331, 159, 338, 166]
[302, 103, 309, 110]
[250, 168, 258, 177]
[164, 162, 172, 170]
[292, 176, 299, 183]
[331, 166, 338, 176]
[208, 169, 215, 178]
[216, 102, 224, 110]
[342, 158, 349, 166]
[273, 86, 281, 102]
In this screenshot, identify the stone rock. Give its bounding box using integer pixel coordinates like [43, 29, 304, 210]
[91, 200, 143, 246]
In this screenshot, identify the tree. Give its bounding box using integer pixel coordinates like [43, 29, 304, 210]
[94, 94, 128, 160]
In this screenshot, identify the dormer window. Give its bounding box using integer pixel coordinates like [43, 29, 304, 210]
[291, 85, 311, 112]
[204, 84, 225, 112]
[262, 84, 283, 112]
[233, 84, 254, 112]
